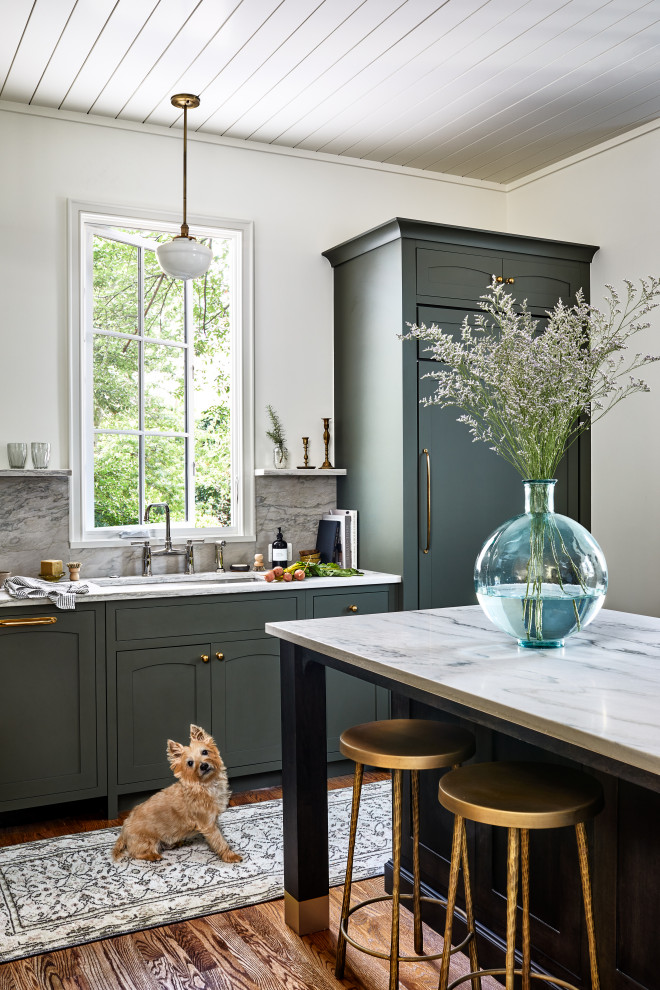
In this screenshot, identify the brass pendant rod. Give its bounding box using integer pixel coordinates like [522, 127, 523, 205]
[181, 102, 189, 239]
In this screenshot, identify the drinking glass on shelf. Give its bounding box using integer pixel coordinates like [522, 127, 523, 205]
[31, 442, 50, 469]
[7, 443, 27, 469]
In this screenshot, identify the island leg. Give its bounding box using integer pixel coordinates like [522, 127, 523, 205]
[280, 641, 330, 934]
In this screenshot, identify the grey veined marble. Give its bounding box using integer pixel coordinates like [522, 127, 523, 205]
[0, 474, 338, 578]
[266, 605, 660, 779]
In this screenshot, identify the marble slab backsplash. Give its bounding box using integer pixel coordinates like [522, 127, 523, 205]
[0, 475, 337, 579]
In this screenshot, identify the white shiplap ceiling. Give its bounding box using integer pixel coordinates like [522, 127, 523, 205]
[2, 0, 660, 184]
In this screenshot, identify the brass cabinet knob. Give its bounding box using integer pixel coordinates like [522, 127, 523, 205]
[505, 277, 515, 284]
[215, 652, 224, 661]
[348, 604, 358, 613]
[200, 654, 210, 662]
[495, 275, 503, 283]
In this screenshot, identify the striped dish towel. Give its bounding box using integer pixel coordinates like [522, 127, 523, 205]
[4, 576, 99, 610]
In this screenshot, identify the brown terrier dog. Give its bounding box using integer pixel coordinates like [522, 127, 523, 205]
[112, 724, 242, 864]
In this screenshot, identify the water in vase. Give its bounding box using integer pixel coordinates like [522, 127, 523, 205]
[477, 583, 606, 648]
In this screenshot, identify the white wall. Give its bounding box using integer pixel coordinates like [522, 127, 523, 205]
[0, 105, 506, 473]
[507, 125, 660, 617]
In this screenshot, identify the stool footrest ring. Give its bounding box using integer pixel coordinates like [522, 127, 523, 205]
[448, 967, 584, 990]
[341, 893, 474, 962]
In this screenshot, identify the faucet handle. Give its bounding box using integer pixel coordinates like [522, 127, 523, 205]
[130, 540, 151, 546]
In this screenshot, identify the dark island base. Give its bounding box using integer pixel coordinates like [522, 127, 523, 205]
[387, 694, 660, 990]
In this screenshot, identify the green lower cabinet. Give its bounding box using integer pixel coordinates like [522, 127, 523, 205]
[215, 637, 282, 772]
[0, 606, 105, 811]
[311, 586, 392, 756]
[115, 643, 213, 785]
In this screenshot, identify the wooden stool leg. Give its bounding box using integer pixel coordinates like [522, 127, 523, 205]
[335, 762, 364, 979]
[505, 827, 519, 990]
[521, 828, 531, 990]
[460, 818, 481, 990]
[412, 769, 424, 955]
[389, 769, 403, 990]
[439, 814, 463, 990]
[576, 822, 601, 990]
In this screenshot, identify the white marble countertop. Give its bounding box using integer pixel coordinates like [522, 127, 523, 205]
[265, 605, 660, 778]
[0, 569, 400, 607]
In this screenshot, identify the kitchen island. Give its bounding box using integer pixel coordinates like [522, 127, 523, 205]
[266, 606, 660, 990]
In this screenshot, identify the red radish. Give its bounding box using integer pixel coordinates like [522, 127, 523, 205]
[283, 571, 293, 582]
[294, 569, 305, 581]
[273, 566, 284, 577]
[264, 570, 275, 582]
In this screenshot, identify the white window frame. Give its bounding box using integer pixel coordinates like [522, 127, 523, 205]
[68, 201, 254, 548]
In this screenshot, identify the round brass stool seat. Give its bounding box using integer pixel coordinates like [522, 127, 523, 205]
[439, 761, 604, 829]
[335, 719, 478, 990]
[340, 718, 476, 769]
[437, 761, 604, 990]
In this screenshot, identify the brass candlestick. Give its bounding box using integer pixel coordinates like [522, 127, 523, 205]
[297, 437, 315, 469]
[320, 417, 333, 469]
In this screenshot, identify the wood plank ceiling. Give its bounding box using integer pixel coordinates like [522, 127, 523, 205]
[2, 0, 660, 184]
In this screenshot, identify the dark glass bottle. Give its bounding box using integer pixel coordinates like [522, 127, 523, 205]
[271, 527, 288, 569]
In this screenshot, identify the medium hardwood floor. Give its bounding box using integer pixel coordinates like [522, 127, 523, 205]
[0, 775, 497, 990]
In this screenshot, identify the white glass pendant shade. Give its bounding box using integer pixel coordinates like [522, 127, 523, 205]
[156, 235, 212, 280]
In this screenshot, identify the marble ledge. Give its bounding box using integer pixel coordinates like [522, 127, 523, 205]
[265, 605, 660, 780]
[0, 469, 72, 477]
[255, 468, 346, 476]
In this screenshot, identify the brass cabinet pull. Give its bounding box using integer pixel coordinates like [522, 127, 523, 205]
[215, 652, 224, 661]
[423, 448, 431, 554]
[505, 276, 515, 284]
[347, 605, 358, 613]
[495, 275, 503, 283]
[200, 654, 210, 663]
[0, 616, 57, 626]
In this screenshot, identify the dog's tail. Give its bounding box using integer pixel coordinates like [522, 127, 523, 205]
[112, 831, 128, 861]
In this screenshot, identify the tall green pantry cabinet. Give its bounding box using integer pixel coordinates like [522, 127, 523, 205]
[323, 219, 598, 610]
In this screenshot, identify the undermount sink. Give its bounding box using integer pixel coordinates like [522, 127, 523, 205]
[94, 572, 264, 587]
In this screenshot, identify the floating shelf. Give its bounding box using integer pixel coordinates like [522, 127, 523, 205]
[0, 469, 72, 478]
[255, 468, 347, 476]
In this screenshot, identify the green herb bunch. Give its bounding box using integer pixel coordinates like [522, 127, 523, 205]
[266, 404, 288, 456]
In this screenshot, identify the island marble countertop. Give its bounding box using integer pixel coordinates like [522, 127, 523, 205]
[0, 569, 400, 607]
[266, 605, 660, 778]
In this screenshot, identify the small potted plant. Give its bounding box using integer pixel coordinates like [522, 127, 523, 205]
[266, 405, 289, 469]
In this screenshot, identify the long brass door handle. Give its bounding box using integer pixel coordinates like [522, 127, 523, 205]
[423, 448, 431, 554]
[0, 616, 57, 626]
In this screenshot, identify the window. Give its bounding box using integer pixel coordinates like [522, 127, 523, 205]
[69, 204, 254, 546]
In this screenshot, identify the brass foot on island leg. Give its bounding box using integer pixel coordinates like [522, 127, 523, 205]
[284, 892, 329, 935]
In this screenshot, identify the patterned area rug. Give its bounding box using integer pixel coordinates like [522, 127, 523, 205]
[0, 781, 391, 963]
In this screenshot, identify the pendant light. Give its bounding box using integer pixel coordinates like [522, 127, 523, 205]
[156, 94, 213, 280]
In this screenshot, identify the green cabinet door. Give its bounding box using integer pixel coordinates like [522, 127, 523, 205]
[418, 355, 521, 609]
[0, 610, 101, 807]
[500, 254, 588, 313]
[311, 589, 391, 757]
[416, 247, 502, 305]
[216, 637, 282, 772]
[115, 643, 212, 785]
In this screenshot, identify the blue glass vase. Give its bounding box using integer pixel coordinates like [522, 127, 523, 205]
[475, 480, 607, 648]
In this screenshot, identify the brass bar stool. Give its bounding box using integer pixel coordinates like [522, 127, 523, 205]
[437, 761, 604, 990]
[336, 719, 478, 990]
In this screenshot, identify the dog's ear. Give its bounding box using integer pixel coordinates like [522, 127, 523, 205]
[167, 740, 184, 764]
[190, 724, 212, 742]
